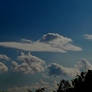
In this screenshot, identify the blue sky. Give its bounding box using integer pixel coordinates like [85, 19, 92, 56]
[0, 0, 92, 91]
[0, 0, 92, 40]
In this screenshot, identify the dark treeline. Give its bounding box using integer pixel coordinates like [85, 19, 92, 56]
[28, 70, 92, 92]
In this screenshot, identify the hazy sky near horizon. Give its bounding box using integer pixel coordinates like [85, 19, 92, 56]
[0, 0, 92, 91]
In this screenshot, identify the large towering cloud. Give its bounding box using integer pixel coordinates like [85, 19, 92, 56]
[0, 33, 82, 53]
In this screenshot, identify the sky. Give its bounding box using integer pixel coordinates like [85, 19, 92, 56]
[0, 0, 92, 91]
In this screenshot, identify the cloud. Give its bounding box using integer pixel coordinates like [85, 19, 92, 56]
[75, 59, 92, 72]
[0, 33, 82, 53]
[47, 59, 92, 78]
[7, 86, 29, 92]
[12, 52, 45, 74]
[20, 38, 32, 43]
[7, 80, 58, 92]
[0, 62, 8, 72]
[0, 54, 10, 61]
[40, 33, 69, 42]
[29, 80, 58, 91]
[47, 63, 80, 78]
[84, 34, 92, 40]
[0, 54, 9, 72]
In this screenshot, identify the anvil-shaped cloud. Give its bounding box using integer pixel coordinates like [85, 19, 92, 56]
[0, 33, 82, 53]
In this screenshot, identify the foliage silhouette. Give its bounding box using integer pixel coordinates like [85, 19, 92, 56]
[27, 70, 92, 92]
[56, 70, 91, 92]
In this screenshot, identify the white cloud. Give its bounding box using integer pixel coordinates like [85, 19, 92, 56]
[47, 63, 80, 78]
[0, 62, 8, 72]
[0, 54, 9, 72]
[75, 59, 92, 72]
[84, 34, 92, 40]
[47, 59, 92, 78]
[0, 54, 10, 61]
[20, 38, 32, 43]
[40, 33, 72, 43]
[12, 52, 45, 74]
[11, 52, 92, 77]
[0, 33, 82, 53]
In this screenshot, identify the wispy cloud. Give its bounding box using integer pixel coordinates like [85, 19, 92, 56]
[0, 33, 82, 53]
[20, 38, 32, 43]
[84, 34, 92, 40]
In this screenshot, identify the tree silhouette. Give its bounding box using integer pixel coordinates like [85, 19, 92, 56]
[57, 80, 71, 92]
[27, 70, 92, 92]
[35, 88, 46, 92]
[56, 70, 92, 92]
[27, 89, 32, 92]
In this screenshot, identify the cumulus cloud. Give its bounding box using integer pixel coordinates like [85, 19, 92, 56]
[84, 34, 92, 40]
[0, 54, 9, 72]
[75, 59, 92, 72]
[47, 59, 92, 78]
[0, 62, 8, 72]
[12, 52, 45, 74]
[0, 33, 82, 53]
[0, 54, 10, 61]
[47, 63, 80, 78]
